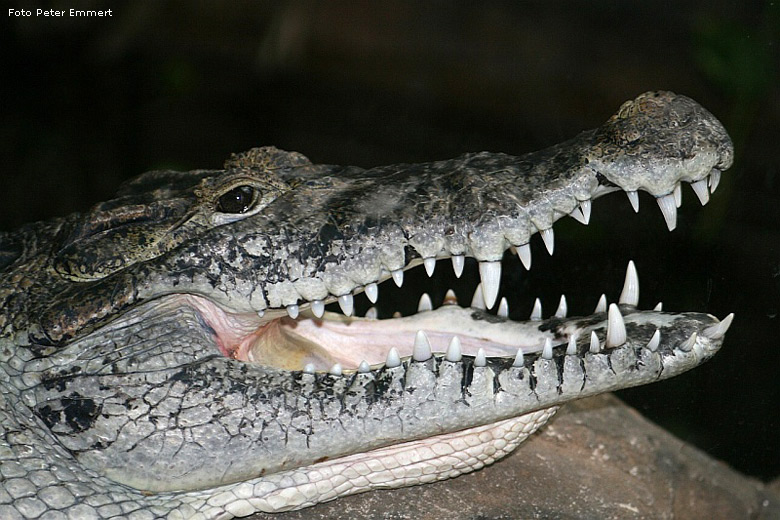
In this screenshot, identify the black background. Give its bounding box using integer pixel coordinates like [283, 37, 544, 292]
[2, 1, 778, 481]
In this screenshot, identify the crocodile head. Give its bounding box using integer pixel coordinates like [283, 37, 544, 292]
[1, 91, 734, 518]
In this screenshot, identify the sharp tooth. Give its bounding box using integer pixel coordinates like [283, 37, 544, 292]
[709, 169, 721, 193]
[673, 182, 682, 208]
[303, 363, 315, 373]
[626, 190, 640, 213]
[589, 331, 600, 353]
[530, 298, 542, 320]
[443, 289, 458, 305]
[329, 363, 343, 376]
[358, 360, 371, 373]
[680, 332, 698, 352]
[580, 200, 592, 224]
[385, 347, 401, 368]
[393, 311, 402, 318]
[690, 179, 710, 205]
[286, 305, 299, 319]
[257, 310, 265, 318]
[451, 255, 465, 278]
[654, 302, 663, 311]
[606, 304, 627, 347]
[417, 293, 433, 312]
[471, 283, 486, 310]
[446, 336, 462, 362]
[540, 228, 555, 255]
[479, 261, 501, 309]
[555, 295, 567, 318]
[413, 330, 432, 361]
[513, 348, 524, 367]
[595, 294, 607, 313]
[391, 269, 404, 287]
[497, 297, 509, 318]
[542, 338, 553, 359]
[703, 313, 734, 339]
[566, 334, 578, 355]
[517, 243, 532, 270]
[424, 257, 436, 277]
[365, 306, 378, 319]
[338, 294, 354, 316]
[474, 348, 487, 367]
[656, 193, 677, 231]
[365, 282, 378, 304]
[570, 206, 587, 224]
[619, 260, 639, 306]
[312, 300, 325, 318]
[647, 329, 661, 351]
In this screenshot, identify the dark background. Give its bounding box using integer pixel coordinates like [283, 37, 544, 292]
[2, 1, 778, 482]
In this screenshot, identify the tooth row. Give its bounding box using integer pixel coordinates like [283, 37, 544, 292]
[320, 307, 722, 374]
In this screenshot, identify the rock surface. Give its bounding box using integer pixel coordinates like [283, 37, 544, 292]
[252, 394, 779, 519]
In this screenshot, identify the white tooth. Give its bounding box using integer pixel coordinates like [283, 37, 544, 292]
[497, 297, 509, 318]
[626, 190, 640, 213]
[358, 360, 371, 373]
[451, 255, 465, 278]
[703, 313, 734, 339]
[424, 257, 436, 277]
[365, 283, 378, 304]
[566, 334, 578, 355]
[680, 332, 698, 351]
[329, 363, 343, 376]
[673, 182, 682, 208]
[513, 347, 525, 367]
[443, 289, 458, 305]
[474, 348, 487, 367]
[647, 329, 661, 351]
[286, 305, 299, 319]
[709, 169, 721, 193]
[555, 295, 567, 318]
[257, 310, 265, 318]
[570, 206, 587, 224]
[542, 338, 553, 359]
[517, 243, 532, 270]
[580, 199, 592, 224]
[385, 347, 401, 368]
[619, 260, 639, 306]
[589, 331, 600, 353]
[471, 283, 486, 310]
[690, 179, 710, 205]
[417, 293, 433, 312]
[413, 330, 432, 361]
[530, 298, 542, 320]
[595, 294, 607, 313]
[311, 300, 325, 318]
[479, 261, 501, 309]
[303, 363, 315, 373]
[446, 336, 462, 362]
[338, 294, 354, 316]
[654, 302, 663, 311]
[656, 193, 677, 231]
[540, 228, 555, 255]
[365, 306, 378, 319]
[606, 304, 627, 347]
[391, 269, 404, 287]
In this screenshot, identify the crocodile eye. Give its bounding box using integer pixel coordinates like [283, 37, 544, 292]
[217, 185, 259, 214]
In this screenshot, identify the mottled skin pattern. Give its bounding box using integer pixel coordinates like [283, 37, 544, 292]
[0, 92, 734, 518]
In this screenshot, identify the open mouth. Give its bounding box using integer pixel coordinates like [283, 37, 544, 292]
[180, 170, 733, 377]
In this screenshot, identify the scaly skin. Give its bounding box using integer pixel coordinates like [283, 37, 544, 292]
[0, 91, 734, 518]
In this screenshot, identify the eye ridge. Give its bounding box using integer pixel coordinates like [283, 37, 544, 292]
[216, 185, 259, 214]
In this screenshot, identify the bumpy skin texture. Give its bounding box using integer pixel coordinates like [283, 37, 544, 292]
[0, 92, 734, 519]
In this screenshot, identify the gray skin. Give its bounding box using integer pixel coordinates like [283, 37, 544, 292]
[0, 91, 734, 519]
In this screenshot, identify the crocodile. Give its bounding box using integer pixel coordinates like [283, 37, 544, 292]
[0, 91, 735, 519]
